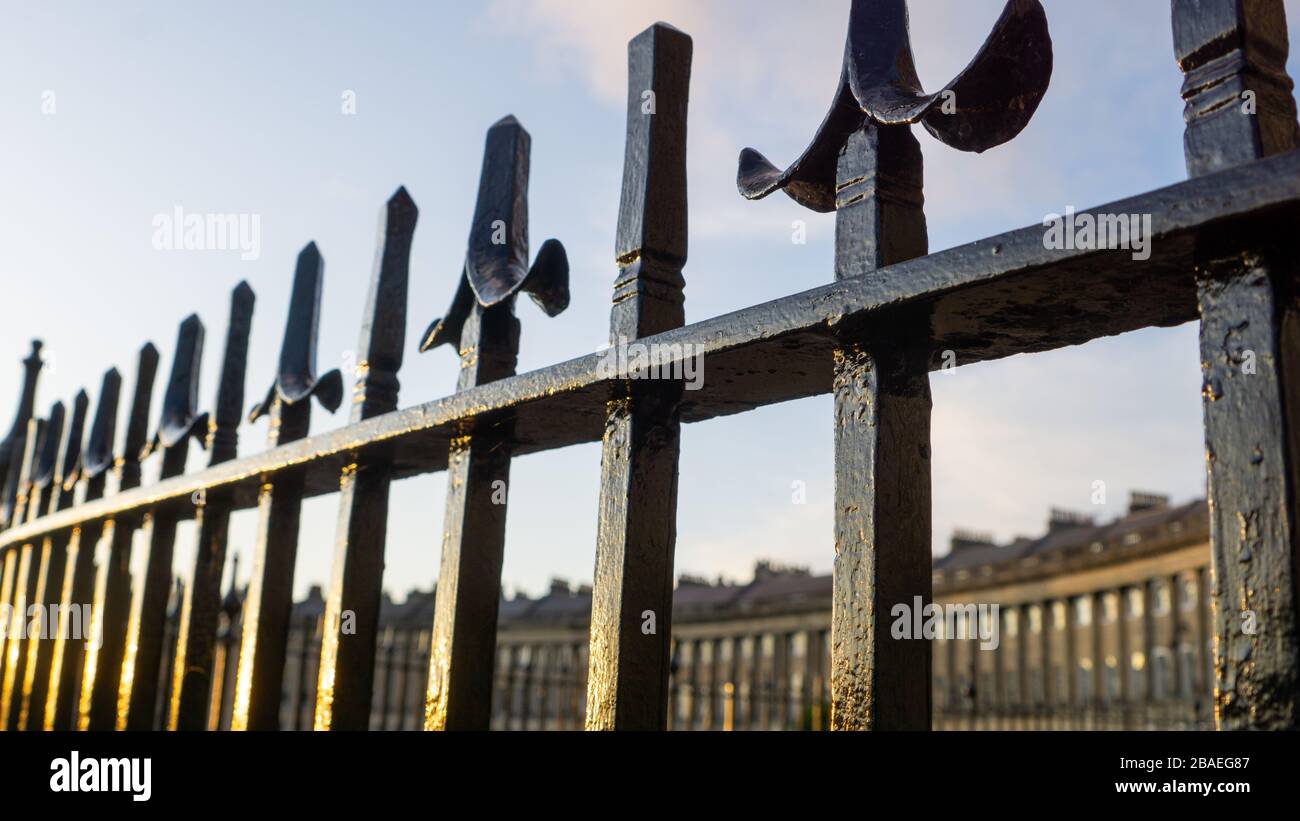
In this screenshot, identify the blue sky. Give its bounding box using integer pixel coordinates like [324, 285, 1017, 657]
[3, 0, 1299, 601]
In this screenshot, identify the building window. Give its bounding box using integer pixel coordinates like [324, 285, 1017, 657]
[1075, 597, 1092, 627]
[1181, 577, 1198, 611]
[1006, 609, 1019, 638]
[1153, 649, 1171, 700]
[1179, 646, 1196, 698]
[1053, 601, 1067, 630]
[1104, 594, 1119, 624]
[1154, 582, 1171, 616]
[1104, 659, 1119, 700]
[1029, 606, 1042, 634]
[1127, 588, 1144, 619]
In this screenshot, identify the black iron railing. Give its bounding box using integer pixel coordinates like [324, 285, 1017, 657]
[1, 0, 1299, 731]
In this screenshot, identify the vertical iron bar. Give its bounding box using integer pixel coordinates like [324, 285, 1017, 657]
[585, 21, 692, 732]
[80, 343, 159, 730]
[45, 369, 120, 730]
[169, 282, 254, 730]
[19, 394, 84, 730]
[423, 119, 543, 731]
[314, 188, 416, 731]
[231, 243, 341, 730]
[830, 122, 932, 730]
[119, 315, 205, 729]
[0, 418, 44, 729]
[1173, 0, 1300, 729]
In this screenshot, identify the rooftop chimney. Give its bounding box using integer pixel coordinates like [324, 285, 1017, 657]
[1128, 491, 1170, 515]
[753, 560, 811, 582]
[950, 529, 997, 552]
[1048, 508, 1094, 533]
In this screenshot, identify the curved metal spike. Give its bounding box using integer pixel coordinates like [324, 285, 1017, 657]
[737, 0, 1052, 210]
[521, 238, 570, 317]
[31, 400, 65, 491]
[120, 343, 161, 489]
[83, 369, 123, 480]
[250, 243, 341, 422]
[150, 314, 206, 454]
[208, 281, 255, 464]
[56, 390, 89, 494]
[419, 274, 475, 354]
[465, 115, 532, 308]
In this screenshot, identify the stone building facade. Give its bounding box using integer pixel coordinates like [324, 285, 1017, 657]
[200, 492, 1211, 730]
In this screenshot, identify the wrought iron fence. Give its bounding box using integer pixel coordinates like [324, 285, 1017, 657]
[1, 0, 1299, 732]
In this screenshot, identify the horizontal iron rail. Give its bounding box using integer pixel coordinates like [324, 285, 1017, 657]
[3, 147, 1298, 550]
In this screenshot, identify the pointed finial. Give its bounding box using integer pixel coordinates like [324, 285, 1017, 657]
[119, 343, 161, 491]
[29, 400, 65, 504]
[351, 187, 419, 422]
[207, 281, 255, 465]
[143, 314, 206, 462]
[0, 340, 45, 507]
[83, 369, 123, 484]
[250, 243, 343, 422]
[55, 390, 90, 503]
[611, 21, 692, 341]
[736, 0, 1052, 212]
[419, 118, 570, 355]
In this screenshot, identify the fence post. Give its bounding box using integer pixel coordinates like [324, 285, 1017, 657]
[45, 368, 120, 730]
[734, 0, 1050, 730]
[118, 315, 206, 729]
[169, 282, 255, 730]
[313, 188, 417, 731]
[422, 118, 570, 730]
[1173, 0, 1300, 730]
[584, 21, 692, 732]
[79, 342, 159, 730]
[231, 243, 342, 730]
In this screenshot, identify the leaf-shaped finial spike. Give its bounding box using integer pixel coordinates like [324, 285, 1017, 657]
[83, 368, 123, 482]
[737, 0, 1052, 210]
[250, 242, 341, 422]
[465, 116, 532, 308]
[31, 400, 65, 491]
[419, 118, 567, 387]
[151, 314, 206, 455]
[119, 342, 161, 491]
[56, 389, 89, 497]
[207, 281, 255, 465]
